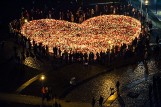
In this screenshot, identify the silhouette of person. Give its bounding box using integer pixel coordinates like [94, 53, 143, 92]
[116, 81, 120, 94]
[41, 86, 46, 101]
[99, 95, 104, 107]
[92, 97, 96, 107]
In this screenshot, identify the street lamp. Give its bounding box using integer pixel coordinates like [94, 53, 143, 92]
[145, 0, 149, 21]
[24, 19, 28, 23]
[40, 75, 45, 81]
[40, 74, 45, 90]
[40, 74, 45, 107]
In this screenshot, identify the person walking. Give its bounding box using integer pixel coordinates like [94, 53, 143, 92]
[99, 95, 104, 107]
[91, 97, 96, 107]
[116, 81, 120, 94]
[41, 86, 46, 101]
[45, 86, 49, 101]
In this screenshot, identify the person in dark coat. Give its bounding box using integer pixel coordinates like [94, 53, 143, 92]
[99, 95, 104, 107]
[92, 97, 96, 107]
[116, 81, 120, 94]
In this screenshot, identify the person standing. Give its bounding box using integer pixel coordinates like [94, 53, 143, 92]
[91, 97, 96, 107]
[99, 96, 104, 107]
[45, 86, 49, 101]
[41, 86, 46, 101]
[116, 81, 120, 94]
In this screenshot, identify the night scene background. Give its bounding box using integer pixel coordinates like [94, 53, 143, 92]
[0, 0, 161, 107]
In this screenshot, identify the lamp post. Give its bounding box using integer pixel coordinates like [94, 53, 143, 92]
[40, 74, 45, 107]
[145, 0, 149, 21]
[24, 19, 28, 23]
[40, 75, 45, 88]
[40, 75, 45, 81]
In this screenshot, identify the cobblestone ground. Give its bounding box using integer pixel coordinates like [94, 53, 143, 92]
[20, 56, 160, 107]
[21, 63, 107, 97]
[23, 57, 43, 70]
[64, 59, 160, 105]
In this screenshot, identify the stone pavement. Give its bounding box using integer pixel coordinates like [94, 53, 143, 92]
[1, 74, 157, 107]
[0, 36, 159, 106]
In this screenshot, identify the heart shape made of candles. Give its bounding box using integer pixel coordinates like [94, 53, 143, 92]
[21, 15, 141, 55]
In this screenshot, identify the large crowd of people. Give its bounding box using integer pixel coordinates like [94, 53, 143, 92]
[9, 0, 155, 67]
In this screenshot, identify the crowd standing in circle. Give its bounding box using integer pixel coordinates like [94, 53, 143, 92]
[9, 1, 155, 68]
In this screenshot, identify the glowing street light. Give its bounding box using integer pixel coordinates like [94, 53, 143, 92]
[24, 19, 28, 23]
[40, 74, 46, 87]
[145, 0, 149, 21]
[40, 74, 45, 107]
[40, 75, 45, 81]
[145, 0, 149, 5]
